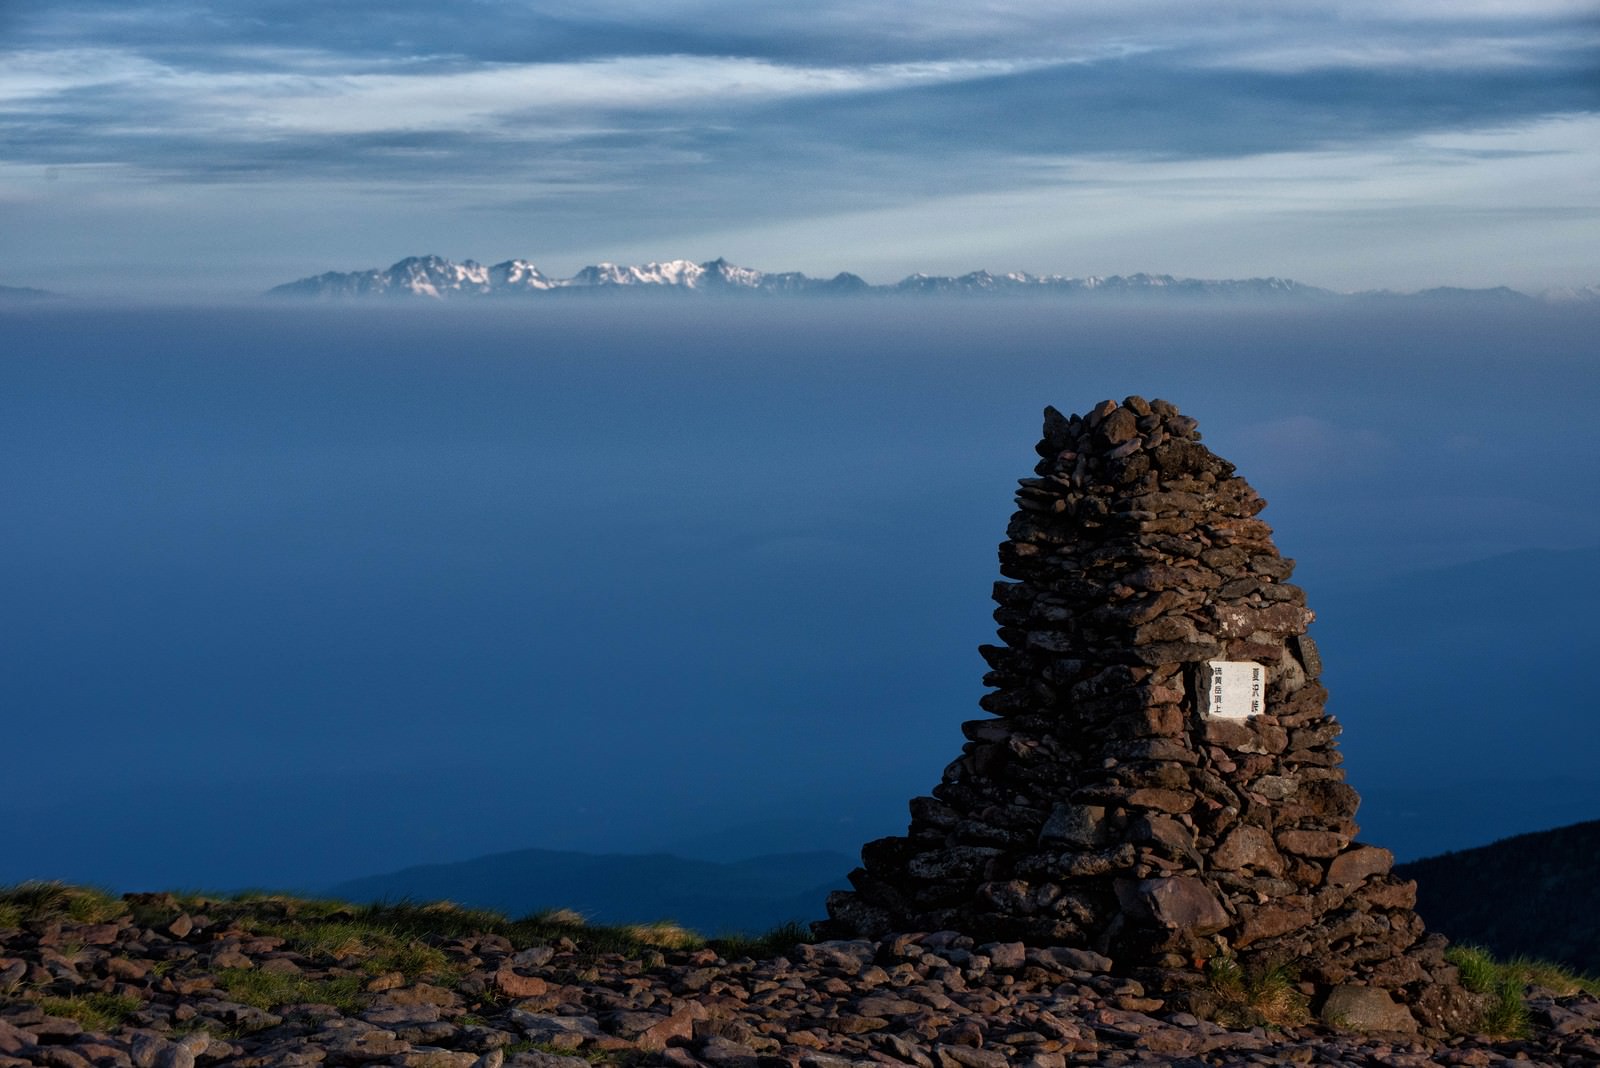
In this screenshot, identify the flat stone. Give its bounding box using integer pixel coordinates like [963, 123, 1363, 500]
[509, 947, 555, 968]
[1028, 946, 1112, 973]
[935, 1045, 1009, 1068]
[1252, 775, 1298, 800]
[908, 847, 1002, 881]
[73, 1042, 132, 1068]
[1122, 788, 1194, 814]
[1326, 846, 1393, 887]
[506, 1012, 600, 1043]
[977, 941, 1026, 969]
[363, 1003, 441, 1027]
[0, 1021, 30, 1057]
[1363, 879, 1418, 910]
[76, 923, 122, 946]
[494, 965, 548, 999]
[34, 1050, 93, 1068]
[394, 1052, 478, 1068]
[854, 996, 925, 1018]
[1277, 829, 1346, 858]
[636, 1008, 699, 1053]
[1235, 905, 1313, 948]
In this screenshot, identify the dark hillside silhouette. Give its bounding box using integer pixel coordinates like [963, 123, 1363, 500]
[1397, 820, 1600, 973]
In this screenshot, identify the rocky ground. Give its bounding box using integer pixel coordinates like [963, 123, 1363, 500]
[3, 889, 1599, 1068]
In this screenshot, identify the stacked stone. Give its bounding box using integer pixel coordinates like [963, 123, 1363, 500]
[822, 397, 1467, 1030]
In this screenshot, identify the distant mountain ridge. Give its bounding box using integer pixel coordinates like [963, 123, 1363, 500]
[270, 255, 871, 300]
[325, 847, 853, 937]
[270, 255, 1595, 302]
[0, 284, 60, 302]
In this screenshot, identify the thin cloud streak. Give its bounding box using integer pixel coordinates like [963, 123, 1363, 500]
[1, 50, 1072, 137]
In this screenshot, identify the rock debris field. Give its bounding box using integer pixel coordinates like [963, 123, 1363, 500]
[3, 892, 1600, 1068]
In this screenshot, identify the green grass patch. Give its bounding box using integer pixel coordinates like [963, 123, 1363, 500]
[367, 940, 454, 981]
[1447, 944, 1502, 994]
[1456, 954, 1532, 1041]
[1445, 944, 1600, 1038]
[1205, 955, 1309, 1029]
[7, 884, 721, 981]
[1478, 979, 1530, 1040]
[710, 920, 816, 961]
[1501, 955, 1600, 998]
[267, 918, 396, 961]
[36, 993, 143, 1031]
[217, 968, 368, 1014]
[0, 882, 127, 926]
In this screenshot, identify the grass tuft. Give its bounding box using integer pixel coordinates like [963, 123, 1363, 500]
[368, 940, 453, 980]
[1205, 955, 1309, 1029]
[1448, 944, 1502, 994]
[218, 968, 368, 1014]
[1501, 954, 1600, 998]
[1445, 944, 1600, 1038]
[1478, 978, 1530, 1039]
[0, 882, 126, 926]
[619, 922, 703, 951]
[36, 993, 143, 1031]
[710, 920, 816, 961]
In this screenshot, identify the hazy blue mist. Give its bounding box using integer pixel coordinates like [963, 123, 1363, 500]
[3, 299, 1596, 893]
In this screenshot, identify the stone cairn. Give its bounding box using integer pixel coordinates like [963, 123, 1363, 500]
[821, 397, 1475, 1032]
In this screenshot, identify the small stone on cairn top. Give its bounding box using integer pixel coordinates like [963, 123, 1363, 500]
[821, 397, 1477, 1033]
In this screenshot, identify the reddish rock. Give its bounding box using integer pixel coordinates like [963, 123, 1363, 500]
[637, 1008, 700, 1052]
[1277, 829, 1346, 858]
[1235, 905, 1313, 948]
[1363, 879, 1419, 910]
[1326, 846, 1393, 887]
[494, 965, 548, 999]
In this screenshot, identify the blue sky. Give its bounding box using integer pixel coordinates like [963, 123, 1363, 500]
[3, 2, 1598, 297]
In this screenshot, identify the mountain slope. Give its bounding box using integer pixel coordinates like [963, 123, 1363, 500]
[325, 848, 854, 936]
[1396, 820, 1600, 972]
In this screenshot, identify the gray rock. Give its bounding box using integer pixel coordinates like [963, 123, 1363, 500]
[504, 1011, 600, 1043]
[0, 1020, 31, 1057]
[1027, 946, 1111, 973]
[508, 947, 554, 968]
[1039, 803, 1108, 847]
[1319, 984, 1419, 1032]
[1135, 877, 1230, 933]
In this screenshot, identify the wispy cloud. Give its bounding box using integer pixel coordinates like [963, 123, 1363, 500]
[3, 2, 1598, 294]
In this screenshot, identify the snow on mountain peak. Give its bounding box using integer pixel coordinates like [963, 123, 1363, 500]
[276, 255, 1515, 303]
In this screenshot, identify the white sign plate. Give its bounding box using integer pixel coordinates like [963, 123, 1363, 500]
[1200, 660, 1265, 719]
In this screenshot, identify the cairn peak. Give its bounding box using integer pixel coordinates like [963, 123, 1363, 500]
[822, 397, 1476, 1031]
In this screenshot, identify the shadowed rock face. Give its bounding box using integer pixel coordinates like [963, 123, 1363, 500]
[821, 398, 1472, 1030]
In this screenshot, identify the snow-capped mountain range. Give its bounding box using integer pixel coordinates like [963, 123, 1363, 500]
[270, 256, 871, 299]
[268, 255, 1598, 303]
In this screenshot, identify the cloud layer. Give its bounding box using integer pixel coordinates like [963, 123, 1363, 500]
[3, 2, 1597, 295]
